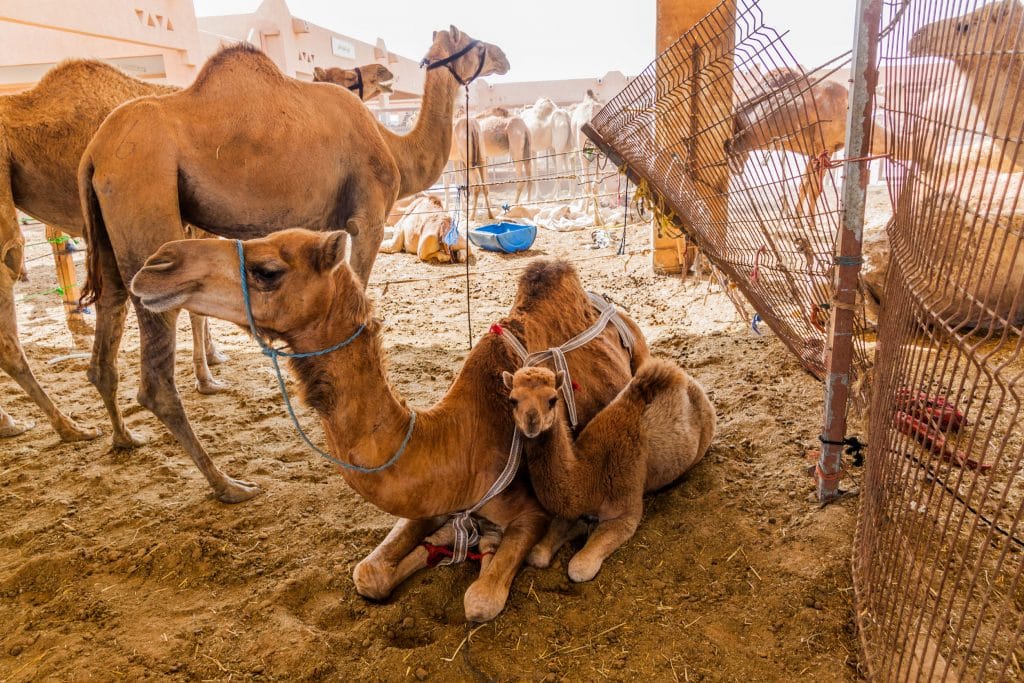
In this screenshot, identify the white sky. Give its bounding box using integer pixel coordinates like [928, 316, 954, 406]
[192, 0, 858, 82]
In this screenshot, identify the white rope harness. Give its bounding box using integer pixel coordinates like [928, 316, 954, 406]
[438, 292, 635, 565]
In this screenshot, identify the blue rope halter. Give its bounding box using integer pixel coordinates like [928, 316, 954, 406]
[235, 239, 414, 474]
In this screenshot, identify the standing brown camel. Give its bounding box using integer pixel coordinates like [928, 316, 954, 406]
[79, 28, 509, 502]
[476, 107, 534, 205]
[129, 230, 650, 621]
[724, 68, 887, 222]
[448, 115, 494, 219]
[909, 0, 1024, 171]
[0, 58, 397, 441]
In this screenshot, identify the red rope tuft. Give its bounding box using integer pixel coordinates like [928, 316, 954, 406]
[489, 323, 504, 336]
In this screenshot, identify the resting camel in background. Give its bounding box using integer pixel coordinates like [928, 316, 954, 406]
[724, 67, 887, 224]
[506, 360, 714, 583]
[476, 107, 534, 205]
[0, 57, 395, 441]
[130, 230, 650, 621]
[79, 27, 509, 502]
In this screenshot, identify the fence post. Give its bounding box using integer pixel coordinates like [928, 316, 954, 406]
[817, 0, 882, 503]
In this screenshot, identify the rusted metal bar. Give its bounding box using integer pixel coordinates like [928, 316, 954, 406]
[816, 0, 882, 504]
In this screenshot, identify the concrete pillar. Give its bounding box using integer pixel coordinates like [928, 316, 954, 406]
[652, 0, 735, 275]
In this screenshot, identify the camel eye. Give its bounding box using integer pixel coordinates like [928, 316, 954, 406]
[956, 21, 970, 33]
[548, 397, 558, 408]
[249, 264, 284, 288]
[509, 397, 518, 407]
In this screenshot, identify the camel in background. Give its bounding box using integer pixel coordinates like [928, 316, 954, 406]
[909, 0, 1024, 171]
[521, 97, 573, 195]
[130, 231, 650, 621]
[313, 63, 394, 100]
[78, 28, 508, 503]
[724, 67, 887, 224]
[571, 90, 607, 223]
[447, 115, 494, 219]
[476, 107, 535, 205]
[380, 193, 466, 262]
[0, 56, 400, 442]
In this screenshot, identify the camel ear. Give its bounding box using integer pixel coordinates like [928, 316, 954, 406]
[313, 67, 326, 81]
[450, 25, 462, 43]
[554, 372, 565, 391]
[313, 231, 347, 272]
[502, 371, 514, 391]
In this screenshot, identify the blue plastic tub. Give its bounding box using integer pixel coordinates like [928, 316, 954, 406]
[468, 222, 537, 253]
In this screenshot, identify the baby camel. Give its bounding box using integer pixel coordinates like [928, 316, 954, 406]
[504, 359, 716, 582]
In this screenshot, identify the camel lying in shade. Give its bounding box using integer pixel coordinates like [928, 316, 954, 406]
[130, 229, 650, 621]
[78, 27, 509, 502]
[504, 359, 715, 582]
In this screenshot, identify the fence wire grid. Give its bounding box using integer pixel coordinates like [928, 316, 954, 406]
[586, 0, 875, 382]
[587, 0, 1024, 679]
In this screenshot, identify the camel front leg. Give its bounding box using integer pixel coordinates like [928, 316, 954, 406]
[463, 508, 547, 622]
[378, 226, 405, 254]
[353, 516, 447, 600]
[566, 501, 642, 583]
[526, 516, 588, 568]
[190, 313, 228, 395]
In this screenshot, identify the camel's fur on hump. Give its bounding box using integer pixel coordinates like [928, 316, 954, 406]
[130, 231, 651, 620]
[505, 358, 715, 582]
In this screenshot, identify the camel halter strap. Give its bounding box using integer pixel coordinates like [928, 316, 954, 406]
[235, 240, 415, 474]
[420, 39, 486, 87]
[435, 293, 635, 566]
[495, 292, 636, 428]
[348, 67, 364, 100]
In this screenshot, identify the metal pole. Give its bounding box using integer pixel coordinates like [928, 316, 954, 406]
[817, 0, 882, 503]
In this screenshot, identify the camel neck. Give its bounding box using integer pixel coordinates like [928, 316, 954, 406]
[524, 417, 596, 519]
[380, 67, 459, 198]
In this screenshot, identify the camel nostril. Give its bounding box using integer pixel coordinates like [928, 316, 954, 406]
[144, 257, 176, 272]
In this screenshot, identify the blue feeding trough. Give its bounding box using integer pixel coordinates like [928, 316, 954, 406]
[468, 222, 537, 253]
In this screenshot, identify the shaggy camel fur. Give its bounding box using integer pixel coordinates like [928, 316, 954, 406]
[448, 116, 494, 219]
[0, 57, 388, 440]
[130, 230, 650, 620]
[910, 0, 1024, 171]
[505, 359, 715, 582]
[380, 194, 466, 262]
[476, 107, 534, 204]
[78, 28, 508, 501]
[725, 68, 887, 223]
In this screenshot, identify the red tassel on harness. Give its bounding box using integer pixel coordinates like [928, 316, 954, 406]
[571, 380, 581, 391]
[489, 323, 503, 336]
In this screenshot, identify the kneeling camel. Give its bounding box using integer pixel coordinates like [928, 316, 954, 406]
[505, 359, 715, 582]
[130, 229, 650, 620]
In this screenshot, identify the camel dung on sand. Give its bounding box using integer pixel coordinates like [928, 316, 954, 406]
[78, 27, 508, 503]
[130, 229, 650, 621]
[504, 358, 716, 582]
[380, 193, 465, 262]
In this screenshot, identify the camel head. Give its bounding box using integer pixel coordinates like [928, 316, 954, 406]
[502, 367, 564, 439]
[909, 0, 1024, 64]
[131, 230, 368, 344]
[313, 63, 395, 99]
[421, 25, 509, 84]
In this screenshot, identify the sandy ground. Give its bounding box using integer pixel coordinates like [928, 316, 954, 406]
[2, 219, 859, 681]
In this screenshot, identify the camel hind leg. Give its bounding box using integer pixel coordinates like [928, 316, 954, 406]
[0, 171, 98, 441]
[344, 182, 391, 287]
[190, 313, 228, 395]
[353, 516, 448, 600]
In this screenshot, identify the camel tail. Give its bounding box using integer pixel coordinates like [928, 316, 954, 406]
[624, 359, 685, 406]
[79, 159, 108, 308]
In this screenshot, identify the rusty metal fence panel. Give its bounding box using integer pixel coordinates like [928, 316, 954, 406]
[585, 0, 874, 381]
[854, 0, 1024, 679]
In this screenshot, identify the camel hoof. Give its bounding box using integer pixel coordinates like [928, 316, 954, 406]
[525, 546, 553, 569]
[206, 350, 229, 367]
[567, 554, 603, 583]
[463, 581, 506, 623]
[112, 429, 149, 450]
[215, 478, 260, 504]
[57, 422, 102, 443]
[195, 377, 229, 395]
[353, 558, 394, 601]
[0, 418, 34, 438]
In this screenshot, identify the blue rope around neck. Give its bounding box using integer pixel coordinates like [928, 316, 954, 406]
[235, 239, 414, 474]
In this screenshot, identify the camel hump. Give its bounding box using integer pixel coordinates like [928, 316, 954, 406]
[189, 43, 286, 93]
[513, 259, 584, 309]
[625, 359, 686, 405]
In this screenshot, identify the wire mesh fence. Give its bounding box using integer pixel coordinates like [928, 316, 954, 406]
[584, 0, 879, 382]
[855, 0, 1024, 679]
